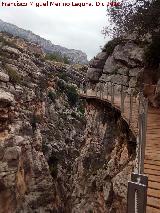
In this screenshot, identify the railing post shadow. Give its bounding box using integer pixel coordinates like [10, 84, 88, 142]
[129, 92, 133, 126]
[95, 84, 98, 97]
[106, 82, 109, 100]
[111, 82, 114, 104]
[121, 85, 125, 113]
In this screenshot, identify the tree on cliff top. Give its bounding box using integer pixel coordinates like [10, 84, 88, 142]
[105, 0, 160, 38]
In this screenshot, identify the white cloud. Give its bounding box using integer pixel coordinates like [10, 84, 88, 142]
[0, 1, 110, 59]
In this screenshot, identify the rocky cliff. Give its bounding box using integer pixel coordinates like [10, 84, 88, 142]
[0, 32, 87, 212]
[71, 100, 136, 212]
[86, 37, 160, 107]
[0, 32, 138, 213]
[0, 19, 88, 65]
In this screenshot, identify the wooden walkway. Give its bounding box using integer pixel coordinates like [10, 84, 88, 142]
[79, 88, 160, 213]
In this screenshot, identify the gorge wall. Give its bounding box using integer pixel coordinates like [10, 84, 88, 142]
[0, 32, 138, 213]
[71, 99, 136, 212]
[0, 32, 86, 212]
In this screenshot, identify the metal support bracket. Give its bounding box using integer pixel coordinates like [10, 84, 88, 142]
[127, 173, 148, 213]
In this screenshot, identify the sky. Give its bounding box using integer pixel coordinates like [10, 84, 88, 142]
[0, 0, 111, 60]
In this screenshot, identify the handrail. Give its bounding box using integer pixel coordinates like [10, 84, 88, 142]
[79, 81, 149, 213]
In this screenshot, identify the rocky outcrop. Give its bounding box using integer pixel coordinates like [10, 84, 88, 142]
[113, 42, 144, 68]
[86, 38, 160, 107]
[0, 71, 9, 82]
[71, 100, 136, 212]
[0, 89, 15, 133]
[0, 19, 88, 64]
[87, 40, 145, 91]
[86, 52, 108, 82]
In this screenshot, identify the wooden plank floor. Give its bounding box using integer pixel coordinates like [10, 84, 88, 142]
[80, 89, 160, 213]
[145, 107, 160, 213]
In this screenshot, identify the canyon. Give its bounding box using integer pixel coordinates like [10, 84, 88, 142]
[0, 26, 160, 213]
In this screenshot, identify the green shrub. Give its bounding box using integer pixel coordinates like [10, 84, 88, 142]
[45, 53, 70, 64]
[66, 85, 78, 106]
[50, 164, 58, 178]
[112, 68, 119, 75]
[5, 65, 21, 84]
[71, 111, 77, 118]
[48, 156, 58, 178]
[78, 99, 85, 115]
[45, 53, 62, 62]
[103, 38, 124, 55]
[48, 90, 56, 102]
[63, 56, 70, 64]
[57, 79, 66, 92]
[0, 36, 18, 49]
[144, 32, 160, 68]
[31, 113, 42, 132]
[57, 72, 68, 82]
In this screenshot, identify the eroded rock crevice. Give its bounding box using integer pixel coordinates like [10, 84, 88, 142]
[70, 100, 136, 213]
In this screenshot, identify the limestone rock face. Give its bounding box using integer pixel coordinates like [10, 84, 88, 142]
[105, 74, 129, 86]
[0, 71, 9, 82]
[0, 89, 15, 105]
[0, 32, 86, 212]
[113, 42, 144, 67]
[86, 52, 108, 82]
[129, 67, 142, 77]
[129, 77, 137, 88]
[86, 68, 103, 82]
[89, 52, 108, 69]
[103, 55, 121, 74]
[86, 39, 149, 97]
[2, 45, 21, 55]
[71, 101, 136, 213]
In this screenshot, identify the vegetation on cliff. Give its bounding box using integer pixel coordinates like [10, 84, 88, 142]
[45, 52, 70, 64]
[104, 0, 160, 70]
[105, 0, 160, 38]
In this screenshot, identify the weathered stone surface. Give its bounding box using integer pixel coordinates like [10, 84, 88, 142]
[71, 101, 136, 213]
[2, 45, 21, 55]
[103, 55, 122, 74]
[112, 164, 133, 199]
[129, 77, 137, 88]
[129, 67, 142, 77]
[0, 146, 4, 160]
[3, 146, 21, 161]
[103, 182, 112, 201]
[0, 89, 15, 105]
[104, 74, 128, 85]
[89, 52, 108, 69]
[99, 73, 108, 82]
[152, 79, 160, 107]
[86, 67, 102, 81]
[0, 71, 9, 82]
[0, 33, 89, 213]
[117, 66, 129, 75]
[113, 42, 144, 67]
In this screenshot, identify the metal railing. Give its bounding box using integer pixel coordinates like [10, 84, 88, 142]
[79, 81, 149, 213]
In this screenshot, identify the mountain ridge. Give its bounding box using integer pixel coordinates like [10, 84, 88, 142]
[0, 19, 88, 64]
